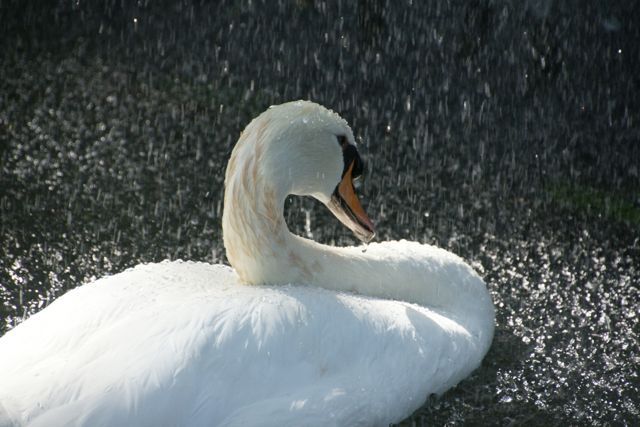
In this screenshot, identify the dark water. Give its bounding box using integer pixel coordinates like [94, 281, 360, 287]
[1, 1, 639, 424]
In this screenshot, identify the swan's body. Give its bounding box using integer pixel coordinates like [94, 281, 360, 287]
[0, 101, 494, 426]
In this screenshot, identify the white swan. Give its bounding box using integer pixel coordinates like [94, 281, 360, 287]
[0, 100, 494, 426]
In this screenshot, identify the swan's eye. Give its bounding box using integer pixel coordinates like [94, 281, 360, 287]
[336, 135, 349, 148]
[341, 144, 361, 178]
[352, 152, 364, 179]
[339, 136, 366, 181]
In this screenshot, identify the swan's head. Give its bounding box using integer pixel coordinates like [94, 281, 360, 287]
[226, 100, 375, 242]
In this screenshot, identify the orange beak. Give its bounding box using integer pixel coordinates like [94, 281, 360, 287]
[326, 161, 375, 243]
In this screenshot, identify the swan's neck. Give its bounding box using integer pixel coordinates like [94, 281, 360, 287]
[222, 138, 362, 289]
[222, 177, 356, 290]
[222, 164, 323, 287]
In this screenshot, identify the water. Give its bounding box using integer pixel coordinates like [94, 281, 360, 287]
[1, 1, 639, 424]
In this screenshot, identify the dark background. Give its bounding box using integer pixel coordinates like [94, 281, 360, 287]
[1, 1, 639, 424]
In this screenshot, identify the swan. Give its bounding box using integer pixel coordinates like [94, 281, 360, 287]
[0, 100, 494, 426]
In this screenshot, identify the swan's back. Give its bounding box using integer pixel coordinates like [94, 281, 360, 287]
[0, 245, 490, 426]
